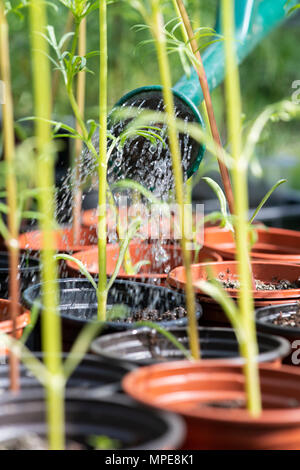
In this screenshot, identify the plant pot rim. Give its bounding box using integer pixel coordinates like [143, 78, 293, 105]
[91, 325, 290, 365]
[122, 361, 300, 425]
[204, 226, 300, 261]
[256, 302, 300, 336]
[18, 226, 97, 253]
[168, 260, 300, 299]
[22, 278, 202, 327]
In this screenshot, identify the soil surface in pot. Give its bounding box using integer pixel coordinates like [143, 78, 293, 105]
[0, 433, 123, 450]
[113, 306, 187, 324]
[204, 399, 246, 409]
[0, 434, 85, 450]
[272, 304, 300, 328]
[218, 275, 300, 291]
[169, 261, 300, 300]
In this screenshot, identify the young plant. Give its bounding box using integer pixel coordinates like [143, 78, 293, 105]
[0, 2, 20, 392]
[221, 0, 261, 415]
[29, 0, 64, 449]
[29, 3, 165, 317]
[73, 16, 86, 244]
[97, 0, 108, 321]
[54, 215, 145, 307]
[202, 175, 287, 237]
[129, 0, 200, 359]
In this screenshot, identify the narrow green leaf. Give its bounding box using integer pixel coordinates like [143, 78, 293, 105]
[249, 179, 287, 224]
[106, 219, 142, 292]
[54, 254, 98, 291]
[202, 177, 233, 231]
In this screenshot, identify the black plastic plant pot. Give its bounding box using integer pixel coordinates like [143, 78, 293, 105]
[90, 326, 290, 369]
[0, 391, 185, 450]
[256, 303, 300, 366]
[0, 252, 39, 299]
[0, 353, 131, 396]
[22, 278, 202, 351]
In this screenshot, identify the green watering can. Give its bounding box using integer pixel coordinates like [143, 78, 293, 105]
[102, 0, 297, 192]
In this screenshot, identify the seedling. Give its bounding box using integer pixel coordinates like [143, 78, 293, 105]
[24, 4, 164, 319]
[0, 2, 20, 392]
[29, 0, 64, 449]
[127, 0, 200, 360]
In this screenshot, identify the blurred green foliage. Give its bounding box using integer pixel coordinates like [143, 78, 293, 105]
[3, 0, 300, 188]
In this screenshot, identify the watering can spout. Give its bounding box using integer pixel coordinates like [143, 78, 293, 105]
[105, 0, 297, 190]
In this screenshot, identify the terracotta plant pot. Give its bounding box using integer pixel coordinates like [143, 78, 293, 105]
[18, 227, 97, 278]
[168, 261, 300, 325]
[256, 302, 300, 366]
[0, 391, 184, 450]
[169, 261, 300, 300]
[123, 361, 300, 449]
[91, 326, 290, 368]
[66, 243, 221, 285]
[204, 226, 300, 263]
[0, 299, 30, 354]
[18, 226, 97, 255]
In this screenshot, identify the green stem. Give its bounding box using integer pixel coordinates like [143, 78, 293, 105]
[151, 0, 199, 360]
[70, 19, 80, 59]
[67, 84, 88, 140]
[73, 18, 86, 244]
[29, 0, 65, 449]
[221, 0, 261, 416]
[107, 190, 135, 275]
[0, 3, 20, 392]
[97, 0, 108, 321]
[175, 0, 235, 215]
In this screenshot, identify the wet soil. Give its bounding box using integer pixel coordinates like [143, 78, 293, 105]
[217, 273, 300, 291]
[203, 397, 300, 409]
[204, 399, 246, 409]
[272, 304, 300, 328]
[0, 434, 84, 450]
[0, 433, 121, 450]
[114, 306, 187, 324]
